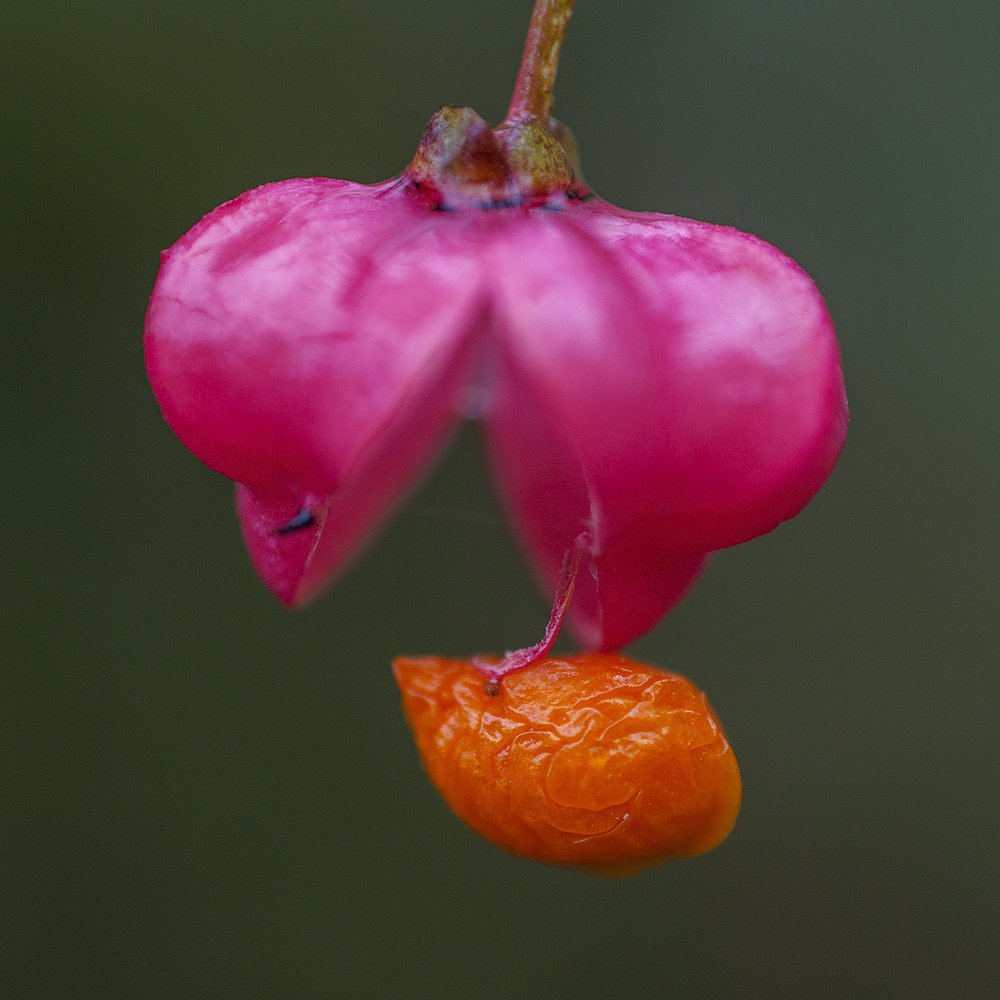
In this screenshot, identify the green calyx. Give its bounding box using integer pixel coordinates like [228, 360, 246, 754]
[405, 1, 583, 209]
[406, 105, 588, 209]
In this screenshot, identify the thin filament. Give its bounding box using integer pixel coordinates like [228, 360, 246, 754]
[475, 531, 590, 685]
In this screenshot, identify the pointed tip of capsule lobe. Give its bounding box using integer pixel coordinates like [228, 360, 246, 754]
[235, 485, 324, 607]
[566, 548, 711, 653]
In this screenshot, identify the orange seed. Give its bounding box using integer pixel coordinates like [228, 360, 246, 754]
[393, 652, 741, 877]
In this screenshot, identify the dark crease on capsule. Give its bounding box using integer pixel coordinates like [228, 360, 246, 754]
[274, 509, 315, 534]
[480, 197, 524, 210]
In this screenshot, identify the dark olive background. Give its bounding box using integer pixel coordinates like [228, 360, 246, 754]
[3, 1, 997, 996]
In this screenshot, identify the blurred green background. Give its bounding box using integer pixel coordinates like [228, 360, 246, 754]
[2, 1, 997, 996]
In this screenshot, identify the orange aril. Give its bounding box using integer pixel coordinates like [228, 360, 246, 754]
[394, 652, 741, 877]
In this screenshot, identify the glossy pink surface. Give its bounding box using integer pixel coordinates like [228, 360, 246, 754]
[145, 174, 846, 649]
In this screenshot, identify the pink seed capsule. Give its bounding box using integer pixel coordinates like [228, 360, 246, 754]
[145, 0, 846, 650]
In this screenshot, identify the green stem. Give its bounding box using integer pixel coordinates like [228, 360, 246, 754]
[505, 0, 576, 123]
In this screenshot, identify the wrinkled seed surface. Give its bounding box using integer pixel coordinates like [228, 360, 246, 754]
[394, 653, 741, 876]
